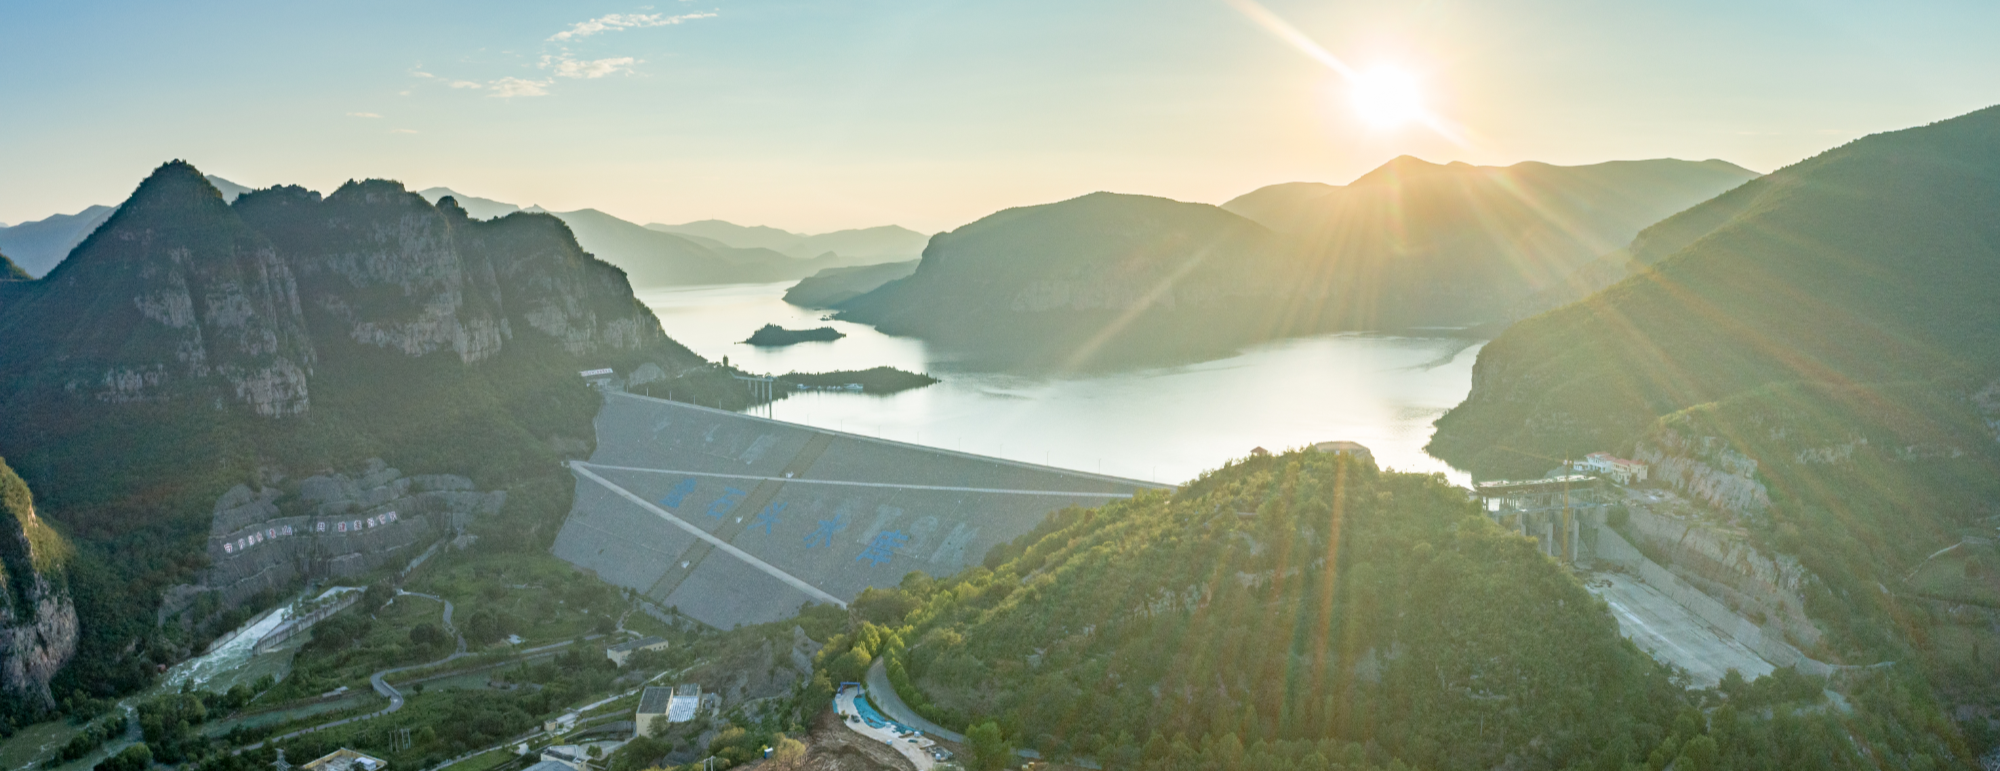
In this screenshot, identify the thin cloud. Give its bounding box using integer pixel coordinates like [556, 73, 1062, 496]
[548, 12, 715, 41]
[449, 80, 484, 89]
[488, 77, 552, 98]
[541, 54, 641, 79]
[347, 112, 383, 118]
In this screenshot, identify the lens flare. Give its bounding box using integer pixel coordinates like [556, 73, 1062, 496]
[1350, 65, 1423, 129]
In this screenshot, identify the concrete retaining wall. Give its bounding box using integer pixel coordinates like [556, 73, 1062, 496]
[1593, 524, 1834, 677]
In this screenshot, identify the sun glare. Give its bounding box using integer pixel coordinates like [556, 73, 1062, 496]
[1350, 65, 1424, 129]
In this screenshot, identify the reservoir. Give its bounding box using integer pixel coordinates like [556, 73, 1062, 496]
[640, 282, 1480, 486]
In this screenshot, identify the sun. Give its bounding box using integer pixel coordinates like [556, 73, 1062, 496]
[1350, 65, 1424, 129]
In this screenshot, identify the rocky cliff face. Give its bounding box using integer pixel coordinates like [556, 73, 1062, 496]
[1, 161, 316, 416]
[160, 460, 506, 627]
[0, 459, 77, 709]
[0, 161, 736, 697]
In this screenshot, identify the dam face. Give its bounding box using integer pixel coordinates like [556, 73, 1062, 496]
[552, 392, 1158, 628]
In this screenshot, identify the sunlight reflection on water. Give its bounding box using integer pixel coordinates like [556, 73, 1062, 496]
[640, 282, 1478, 486]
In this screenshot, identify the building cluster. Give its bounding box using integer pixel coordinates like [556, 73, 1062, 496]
[635, 684, 706, 736]
[1578, 452, 1648, 484]
[297, 749, 387, 771]
[605, 636, 669, 667]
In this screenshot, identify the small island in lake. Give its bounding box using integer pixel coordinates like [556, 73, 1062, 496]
[778, 366, 939, 395]
[744, 323, 845, 346]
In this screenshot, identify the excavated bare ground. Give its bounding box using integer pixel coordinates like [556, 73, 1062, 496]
[797, 709, 916, 771]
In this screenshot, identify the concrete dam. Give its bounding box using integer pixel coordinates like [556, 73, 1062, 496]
[553, 392, 1162, 628]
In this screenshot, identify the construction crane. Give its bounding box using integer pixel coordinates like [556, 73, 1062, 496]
[1493, 445, 1582, 566]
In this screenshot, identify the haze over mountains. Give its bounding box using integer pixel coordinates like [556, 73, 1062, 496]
[837, 157, 1755, 367]
[411, 187, 926, 287]
[0, 181, 925, 287]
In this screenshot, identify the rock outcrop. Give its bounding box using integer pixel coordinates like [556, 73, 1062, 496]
[0, 161, 748, 695]
[163, 460, 506, 625]
[0, 458, 77, 708]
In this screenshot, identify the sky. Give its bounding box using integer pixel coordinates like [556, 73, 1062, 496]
[3, 0, 1998, 234]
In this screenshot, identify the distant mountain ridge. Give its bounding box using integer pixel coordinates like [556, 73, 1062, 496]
[0, 175, 248, 279]
[648, 219, 929, 262]
[414, 188, 914, 286]
[835, 157, 1754, 369]
[1223, 157, 1757, 325]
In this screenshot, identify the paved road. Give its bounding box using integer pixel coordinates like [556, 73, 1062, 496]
[240, 594, 468, 752]
[864, 660, 964, 743]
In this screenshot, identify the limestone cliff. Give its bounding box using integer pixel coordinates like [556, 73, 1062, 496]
[161, 460, 506, 627]
[0, 161, 748, 696]
[0, 161, 316, 416]
[0, 458, 78, 708]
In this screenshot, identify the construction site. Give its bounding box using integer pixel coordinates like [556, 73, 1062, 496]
[1476, 471, 1831, 687]
[552, 392, 1163, 629]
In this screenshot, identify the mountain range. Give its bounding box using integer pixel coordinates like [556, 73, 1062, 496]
[647, 219, 929, 262]
[412, 188, 925, 286]
[1427, 106, 2000, 707]
[0, 181, 923, 288]
[835, 157, 1753, 368]
[0, 162, 760, 713]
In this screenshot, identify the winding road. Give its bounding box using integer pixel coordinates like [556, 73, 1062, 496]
[239, 592, 466, 752]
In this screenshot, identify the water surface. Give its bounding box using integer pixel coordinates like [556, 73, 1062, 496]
[640, 283, 1480, 486]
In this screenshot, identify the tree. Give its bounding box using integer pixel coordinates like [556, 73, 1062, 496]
[767, 736, 807, 771]
[410, 623, 447, 651]
[967, 721, 1014, 771]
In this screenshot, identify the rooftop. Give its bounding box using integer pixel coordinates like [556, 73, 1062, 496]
[301, 749, 387, 771]
[607, 636, 666, 653]
[638, 685, 674, 714]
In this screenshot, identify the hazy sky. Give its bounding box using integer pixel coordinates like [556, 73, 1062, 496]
[4, 0, 1997, 233]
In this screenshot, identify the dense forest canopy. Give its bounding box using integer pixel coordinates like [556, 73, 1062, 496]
[803, 450, 1969, 771]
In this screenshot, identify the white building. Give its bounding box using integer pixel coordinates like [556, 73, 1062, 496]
[1579, 452, 1648, 485]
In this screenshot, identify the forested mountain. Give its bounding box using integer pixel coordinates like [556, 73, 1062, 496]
[782, 260, 918, 308]
[836, 158, 1752, 369]
[0, 161, 759, 717]
[837, 192, 1300, 368]
[0, 177, 246, 279]
[1222, 157, 1755, 326]
[0, 251, 27, 282]
[649, 220, 929, 262]
[829, 450, 1966, 770]
[415, 187, 521, 220]
[1428, 106, 2000, 730]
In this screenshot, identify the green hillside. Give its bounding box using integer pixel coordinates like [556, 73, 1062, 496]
[1427, 106, 2000, 747]
[0, 251, 27, 282]
[828, 450, 1966, 770]
[1431, 107, 2000, 474]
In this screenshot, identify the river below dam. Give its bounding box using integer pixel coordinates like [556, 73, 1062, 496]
[639, 282, 1482, 487]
